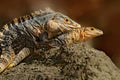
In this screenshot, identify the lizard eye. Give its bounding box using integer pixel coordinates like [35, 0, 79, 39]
[64, 18, 71, 24]
[90, 27, 94, 30]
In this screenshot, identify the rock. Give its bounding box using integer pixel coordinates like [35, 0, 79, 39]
[0, 43, 120, 80]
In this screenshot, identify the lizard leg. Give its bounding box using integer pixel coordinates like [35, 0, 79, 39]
[47, 30, 80, 47]
[8, 48, 30, 68]
[0, 46, 15, 73]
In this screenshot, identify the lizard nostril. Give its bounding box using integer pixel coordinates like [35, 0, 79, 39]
[75, 24, 81, 28]
[74, 24, 81, 27]
[75, 24, 78, 26]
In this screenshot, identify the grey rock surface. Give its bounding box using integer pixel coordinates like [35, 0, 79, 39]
[0, 43, 120, 80]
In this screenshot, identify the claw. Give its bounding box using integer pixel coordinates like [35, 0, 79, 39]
[7, 63, 15, 68]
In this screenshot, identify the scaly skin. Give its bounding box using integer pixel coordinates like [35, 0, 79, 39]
[0, 8, 81, 73]
[9, 27, 103, 68]
[48, 27, 103, 47]
[8, 48, 30, 68]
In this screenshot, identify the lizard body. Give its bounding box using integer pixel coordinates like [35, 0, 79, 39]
[10, 27, 103, 68]
[0, 8, 81, 73]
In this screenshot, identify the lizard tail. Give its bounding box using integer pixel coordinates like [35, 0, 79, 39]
[0, 58, 10, 73]
[0, 48, 15, 73]
[8, 48, 30, 68]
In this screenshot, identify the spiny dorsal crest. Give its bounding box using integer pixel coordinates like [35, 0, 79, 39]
[31, 8, 55, 16]
[2, 8, 55, 30]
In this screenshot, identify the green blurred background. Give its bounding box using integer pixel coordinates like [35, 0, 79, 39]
[0, 0, 120, 68]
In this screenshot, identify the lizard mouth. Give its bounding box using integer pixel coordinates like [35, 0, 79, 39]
[67, 26, 77, 29]
[68, 24, 81, 29]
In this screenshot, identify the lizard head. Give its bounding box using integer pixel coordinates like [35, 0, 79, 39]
[80, 27, 103, 41]
[34, 8, 81, 38]
[45, 12, 81, 38]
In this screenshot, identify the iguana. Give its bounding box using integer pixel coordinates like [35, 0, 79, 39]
[9, 27, 103, 69]
[0, 8, 81, 73]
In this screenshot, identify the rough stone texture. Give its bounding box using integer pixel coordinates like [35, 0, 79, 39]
[0, 43, 120, 80]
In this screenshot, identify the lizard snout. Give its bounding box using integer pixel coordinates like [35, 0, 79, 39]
[73, 24, 81, 29]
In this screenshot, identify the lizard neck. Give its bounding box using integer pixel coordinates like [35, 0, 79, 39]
[25, 13, 56, 37]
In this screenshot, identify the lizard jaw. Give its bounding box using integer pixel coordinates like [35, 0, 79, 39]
[68, 24, 81, 29]
[61, 25, 81, 32]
